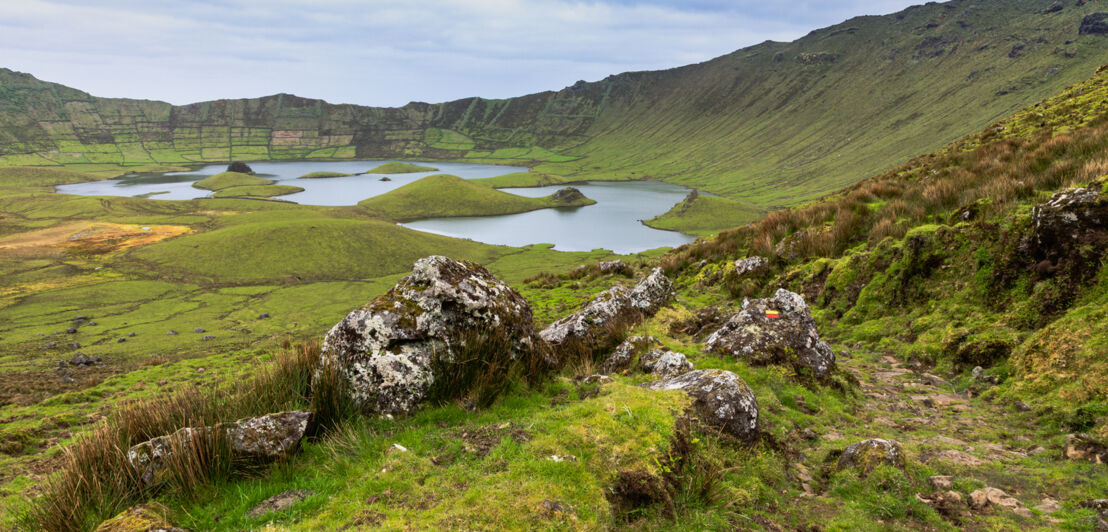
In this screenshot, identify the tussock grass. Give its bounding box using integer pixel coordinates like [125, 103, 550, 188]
[22, 341, 352, 532]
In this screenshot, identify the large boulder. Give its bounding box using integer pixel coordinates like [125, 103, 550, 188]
[1080, 13, 1108, 35]
[1028, 187, 1108, 254]
[733, 256, 769, 277]
[320, 256, 545, 416]
[541, 269, 675, 351]
[127, 411, 312, 487]
[646, 369, 759, 440]
[838, 439, 906, 473]
[704, 289, 835, 378]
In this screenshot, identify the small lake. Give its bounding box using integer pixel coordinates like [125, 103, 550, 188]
[403, 181, 696, 254]
[56, 161, 698, 253]
[55, 160, 527, 206]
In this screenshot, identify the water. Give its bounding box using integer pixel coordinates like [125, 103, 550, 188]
[55, 160, 527, 206]
[56, 161, 698, 253]
[403, 181, 697, 253]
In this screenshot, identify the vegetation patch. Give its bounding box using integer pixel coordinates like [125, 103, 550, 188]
[645, 191, 763, 236]
[296, 171, 353, 179]
[366, 162, 438, 174]
[192, 172, 273, 191]
[210, 185, 304, 198]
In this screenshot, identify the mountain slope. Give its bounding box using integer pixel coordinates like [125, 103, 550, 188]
[2, 0, 1107, 208]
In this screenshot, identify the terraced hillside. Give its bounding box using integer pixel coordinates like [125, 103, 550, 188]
[3, 0, 1107, 208]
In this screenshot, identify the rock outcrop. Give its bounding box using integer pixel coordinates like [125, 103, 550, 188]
[598, 259, 631, 276]
[127, 411, 311, 487]
[646, 369, 759, 440]
[227, 161, 254, 174]
[838, 439, 906, 473]
[1028, 186, 1107, 254]
[550, 187, 589, 205]
[733, 256, 769, 277]
[319, 256, 545, 416]
[540, 269, 675, 353]
[705, 289, 835, 378]
[969, 487, 1033, 518]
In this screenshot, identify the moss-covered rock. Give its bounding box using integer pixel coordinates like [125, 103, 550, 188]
[93, 502, 184, 532]
[837, 439, 906, 474]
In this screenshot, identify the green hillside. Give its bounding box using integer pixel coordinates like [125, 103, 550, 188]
[192, 171, 272, 191]
[366, 162, 438, 174]
[1, 1, 1106, 210]
[357, 174, 595, 221]
[644, 191, 764, 235]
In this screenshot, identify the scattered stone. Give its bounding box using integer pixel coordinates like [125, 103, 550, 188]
[1043, 2, 1063, 14]
[547, 454, 577, 463]
[88, 321, 98, 326]
[705, 289, 835, 378]
[57, 360, 67, 368]
[540, 499, 568, 515]
[59, 374, 75, 384]
[379, 176, 391, 181]
[43, 342, 57, 349]
[258, 312, 270, 319]
[969, 487, 1032, 518]
[929, 475, 954, 490]
[577, 374, 612, 385]
[1063, 433, 1108, 464]
[629, 268, 676, 314]
[646, 369, 759, 440]
[320, 256, 546, 416]
[70, 352, 99, 367]
[128, 332, 136, 337]
[1014, 400, 1032, 412]
[1079, 13, 1108, 35]
[921, 373, 948, 387]
[1029, 446, 1050, 456]
[799, 428, 819, 441]
[194, 328, 206, 333]
[733, 256, 770, 277]
[838, 439, 906, 473]
[93, 501, 187, 532]
[930, 449, 988, 467]
[128, 411, 312, 487]
[1080, 500, 1107, 531]
[916, 491, 966, 517]
[67, 342, 80, 349]
[599, 335, 662, 375]
[202, 335, 215, 341]
[167, 330, 178, 335]
[247, 489, 315, 519]
[639, 349, 693, 379]
[1035, 497, 1061, 514]
[598, 259, 630, 275]
[117, 337, 126, 343]
[66, 327, 78, 334]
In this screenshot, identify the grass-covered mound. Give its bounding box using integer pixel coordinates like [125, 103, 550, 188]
[471, 172, 571, 189]
[211, 184, 305, 198]
[357, 174, 594, 222]
[297, 171, 354, 179]
[366, 162, 438, 174]
[645, 191, 763, 236]
[193, 172, 273, 191]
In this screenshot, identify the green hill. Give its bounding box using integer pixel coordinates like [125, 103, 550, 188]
[193, 172, 273, 191]
[357, 174, 595, 221]
[210, 184, 304, 198]
[297, 171, 353, 179]
[1, 1, 1106, 210]
[644, 190, 764, 236]
[366, 162, 438, 174]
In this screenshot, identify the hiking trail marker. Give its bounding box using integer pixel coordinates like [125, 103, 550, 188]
[765, 309, 781, 319]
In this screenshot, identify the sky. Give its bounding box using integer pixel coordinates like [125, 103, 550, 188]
[0, 0, 922, 107]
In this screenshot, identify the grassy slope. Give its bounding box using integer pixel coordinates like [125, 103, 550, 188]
[192, 172, 272, 191]
[366, 162, 438, 174]
[357, 174, 595, 222]
[1, 1, 1105, 212]
[644, 192, 764, 236]
[297, 171, 353, 179]
[470, 172, 571, 188]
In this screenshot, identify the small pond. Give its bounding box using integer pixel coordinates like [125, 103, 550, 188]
[56, 161, 698, 253]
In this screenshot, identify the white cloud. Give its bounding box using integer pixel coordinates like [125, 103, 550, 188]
[0, 0, 919, 106]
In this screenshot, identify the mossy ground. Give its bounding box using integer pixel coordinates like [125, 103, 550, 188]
[192, 172, 272, 191]
[211, 184, 304, 198]
[366, 162, 438, 174]
[297, 171, 353, 179]
[644, 193, 764, 236]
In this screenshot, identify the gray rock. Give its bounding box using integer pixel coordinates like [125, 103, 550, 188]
[929, 475, 954, 490]
[247, 489, 315, 519]
[319, 256, 545, 416]
[1080, 13, 1108, 35]
[541, 269, 675, 350]
[639, 349, 693, 379]
[70, 352, 97, 367]
[1013, 400, 1031, 412]
[598, 260, 630, 275]
[258, 312, 270, 319]
[202, 335, 215, 341]
[646, 369, 759, 440]
[969, 487, 1032, 518]
[705, 289, 835, 378]
[599, 336, 661, 375]
[225, 411, 313, 460]
[629, 267, 676, 314]
[167, 330, 178, 335]
[1028, 186, 1107, 255]
[194, 328, 206, 333]
[128, 411, 312, 487]
[1063, 433, 1107, 464]
[66, 327, 78, 334]
[733, 256, 769, 277]
[838, 439, 906, 473]
[117, 337, 126, 343]
[128, 332, 136, 337]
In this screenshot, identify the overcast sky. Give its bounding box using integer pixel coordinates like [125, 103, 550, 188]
[0, 0, 921, 107]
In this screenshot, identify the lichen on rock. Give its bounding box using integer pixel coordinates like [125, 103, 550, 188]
[838, 438, 906, 473]
[704, 289, 835, 378]
[646, 369, 759, 440]
[319, 255, 546, 416]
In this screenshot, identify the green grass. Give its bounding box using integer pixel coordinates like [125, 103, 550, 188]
[297, 171, 353, 179]
[644, 192, 763, 236]
[366, 162, 438, 174]
[192, 172, 273, 191]
[210, 184, 304, 198]
[357, 174, 594, 222]
[0, 166, 100, 187]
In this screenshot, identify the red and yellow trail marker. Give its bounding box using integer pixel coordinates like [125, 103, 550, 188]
[765, 309, 781, 319]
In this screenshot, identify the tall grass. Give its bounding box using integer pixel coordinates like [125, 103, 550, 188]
[22, 341, 345, 532]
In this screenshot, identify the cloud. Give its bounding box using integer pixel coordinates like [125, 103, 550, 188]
[0, 0, 920, 106]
